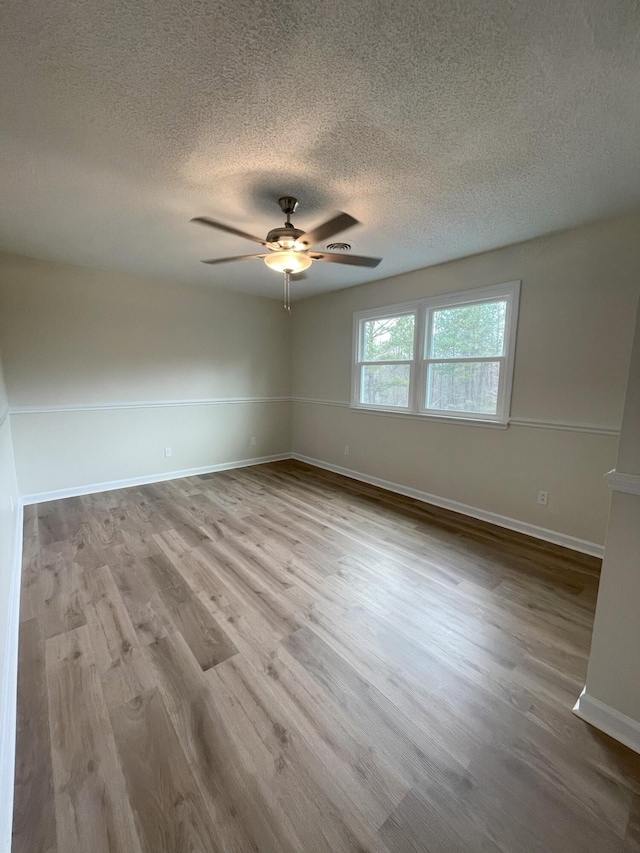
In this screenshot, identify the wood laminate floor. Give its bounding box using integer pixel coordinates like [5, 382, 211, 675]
[12, 460, 640, 852]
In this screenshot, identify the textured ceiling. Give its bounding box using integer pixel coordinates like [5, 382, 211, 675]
[1, 0, 640, 300]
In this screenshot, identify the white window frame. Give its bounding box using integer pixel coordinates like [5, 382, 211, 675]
[353, 303, 420, 414]
[351, 281, 520, 426]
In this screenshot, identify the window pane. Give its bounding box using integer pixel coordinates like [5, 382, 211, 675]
[361, 364, 410, 407]
[426, 361, 500, 415]
[430, 300, 506, 358]
[363, 314, 415, 361]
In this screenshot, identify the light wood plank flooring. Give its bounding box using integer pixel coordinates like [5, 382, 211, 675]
[13, 459, 640, 852]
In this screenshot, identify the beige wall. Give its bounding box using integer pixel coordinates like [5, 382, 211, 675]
[10, 402, 291, 496]
[291, 212, 640, 548]
[0, 252, 291, 495]
[584, 296, 640, 724]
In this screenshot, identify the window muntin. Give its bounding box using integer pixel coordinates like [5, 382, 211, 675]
[352, 283, 519, 424]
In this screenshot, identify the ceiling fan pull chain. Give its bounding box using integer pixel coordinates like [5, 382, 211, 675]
[283, 270, 291, 313]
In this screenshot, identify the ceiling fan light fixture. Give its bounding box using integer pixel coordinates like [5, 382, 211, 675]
[264, 250, 312, 273]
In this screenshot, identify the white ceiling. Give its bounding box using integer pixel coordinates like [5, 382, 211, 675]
[1, 0, 639, 301]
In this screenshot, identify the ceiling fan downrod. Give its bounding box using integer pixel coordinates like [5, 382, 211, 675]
[278, 196, 299, 227]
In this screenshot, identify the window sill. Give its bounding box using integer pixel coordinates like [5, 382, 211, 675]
[349, 405, 509, 429]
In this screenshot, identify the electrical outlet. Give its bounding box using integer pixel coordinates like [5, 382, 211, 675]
[537, 490, 549, 506]
[164, 447, 172, 458]
[344, 445, 350, 455]
[250, 437, 257, 446]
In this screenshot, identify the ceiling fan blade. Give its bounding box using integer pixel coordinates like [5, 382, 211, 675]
[191, 216, 269, 246]
[297, 212, 359, 248]
[309, 252, 382, 268]
[201, 254, 267, 265]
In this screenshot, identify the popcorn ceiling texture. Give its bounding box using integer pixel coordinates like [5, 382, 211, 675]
[0, 0, 639, 299]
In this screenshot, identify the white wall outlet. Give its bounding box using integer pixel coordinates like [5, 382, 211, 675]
[344, 445, 350, 455]
[250, 436, 257, 446]
[164, 447, 172, 458]
[537, 490, 549, 506]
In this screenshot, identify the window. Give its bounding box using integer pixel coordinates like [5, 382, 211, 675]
[358, 312, 416, 409]
[352, 281, 520, 424]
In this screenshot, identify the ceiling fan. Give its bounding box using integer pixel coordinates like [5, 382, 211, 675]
[191, 196, 382, 311]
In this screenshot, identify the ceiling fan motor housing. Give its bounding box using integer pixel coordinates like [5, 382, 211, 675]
[266, 225, 305, 248]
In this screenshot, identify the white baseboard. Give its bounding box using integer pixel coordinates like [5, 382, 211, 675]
[20, 453, 293, 505]
[0, 504, 24, 853]
[573, 688, 640, 755]
[291, 453, 604, 558]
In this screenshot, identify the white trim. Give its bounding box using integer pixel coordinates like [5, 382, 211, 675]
[349, 406, 509, 429]
[10, 396, 291, 415]
[293, 396, 507, 427]
[604, 469, 640, 496]
[294, 397, 350, 408]
[510, 417, 620, 436]
[291, 453, 604, 558]
[291, 398, 620, 435]
[573, 688, 640, 755]
[9, 398, 620, 437]
[0, 503, 23, 852]
[20, 453, 292, 505]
